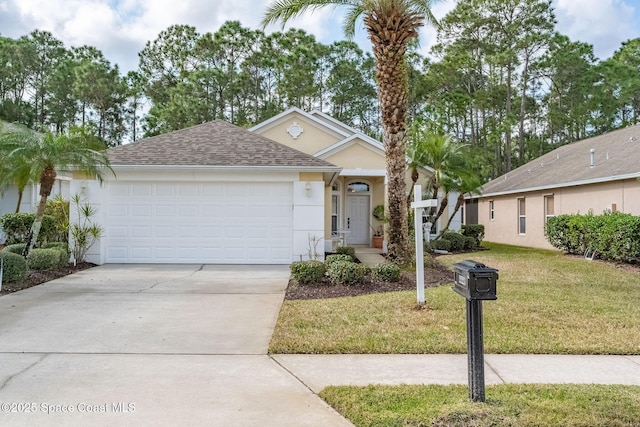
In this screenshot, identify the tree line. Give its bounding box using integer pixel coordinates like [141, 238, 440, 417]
[1, 0, 639, 181]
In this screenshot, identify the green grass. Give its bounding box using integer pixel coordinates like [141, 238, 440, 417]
[269, 243, 640, 354]
[320, 384, 640, 427]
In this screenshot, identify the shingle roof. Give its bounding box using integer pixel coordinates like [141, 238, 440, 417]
[479, 124, 640, 196]
[108, 120, 339, 169]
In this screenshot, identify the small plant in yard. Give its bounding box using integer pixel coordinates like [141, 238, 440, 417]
[441, 231, 465, 252]
[371, 263, 401, 282]
[2, 243, 27, 255]
[70, 194, 103, 264]
[463, 235, 477, 250]
[290, 260, 326, 284]
[27, 248, 61, 271]
[325, 254, 353, 264]
[336, 246, 356, 259]
[432, 239, 451, 252]
[307, 233, 322, 260]
[0, 251, 28, 283]
[327, 261, 367, 285]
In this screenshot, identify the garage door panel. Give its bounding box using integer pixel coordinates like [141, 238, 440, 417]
[104, 181, 293, 264]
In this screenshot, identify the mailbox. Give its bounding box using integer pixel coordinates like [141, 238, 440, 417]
[453, 260, 498, 301]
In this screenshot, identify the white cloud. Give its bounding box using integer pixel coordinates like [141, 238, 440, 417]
[0, 0, 638, 72]
[554, 0, 639, 59]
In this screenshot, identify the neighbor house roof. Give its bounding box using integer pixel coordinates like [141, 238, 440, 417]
[108, 120, 340, 171]
[475, 124, 640, 198]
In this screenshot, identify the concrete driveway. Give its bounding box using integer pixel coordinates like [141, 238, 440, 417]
[0, 265, 351, 426]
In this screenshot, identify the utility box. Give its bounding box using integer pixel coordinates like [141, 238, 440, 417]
[453, 260, 498, 301]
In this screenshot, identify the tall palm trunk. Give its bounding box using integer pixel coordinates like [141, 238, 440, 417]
[23, 165, 56, 257]
[365, 7, 416, 262]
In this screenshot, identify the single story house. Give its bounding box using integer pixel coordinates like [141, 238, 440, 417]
[77, 109, 462, 264]
[466, 124, 640, 249]
[250, 107, 462, 252]
[76, 120, 341, 264]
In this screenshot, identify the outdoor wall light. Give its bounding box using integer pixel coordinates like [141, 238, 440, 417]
[305, 181, 312, 197]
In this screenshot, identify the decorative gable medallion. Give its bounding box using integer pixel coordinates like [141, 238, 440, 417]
[287, 121, 304, 139]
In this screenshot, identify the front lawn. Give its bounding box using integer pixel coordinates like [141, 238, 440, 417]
[269, 243, 640, 354]
[320, 384, 640, 427]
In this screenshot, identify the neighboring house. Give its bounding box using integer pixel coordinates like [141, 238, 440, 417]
[251, 107, 462, 252]
[0, 175, 71, 243]
[466, 124, 640, 249]
[75, 120, 341, 264]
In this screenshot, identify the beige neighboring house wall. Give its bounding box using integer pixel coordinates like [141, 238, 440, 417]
[470, 124, 640, 250]
[251, 107, 438, 252]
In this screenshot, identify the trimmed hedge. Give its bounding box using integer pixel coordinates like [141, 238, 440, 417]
[290, 260, 326, 284]
[432, 239, 452, 252]
[0, 213, 57, 245]
[336, 246, 356, 259]
[441, 231, 465, 252]
[327, 261, 367, 285]
[2, 243, 26, 255]
[41, 242, 70, 268]
[371, 263, 401, 282]
[0, 251, 28, 283]
[27, 248, 61, 271]
[463, 235, 477, 250]
[326, 254, 353, 265]
[462, 224, 485, 246]
[546, 212, 640, 262]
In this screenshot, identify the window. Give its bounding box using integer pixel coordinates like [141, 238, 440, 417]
[331, 182, 341, 234]
[331, 195, 339, 233]
[347, 182, 369, 193]
[544, 195, 554, 222]
[518, 198, 526, 234]
[489, 200, 495, 221]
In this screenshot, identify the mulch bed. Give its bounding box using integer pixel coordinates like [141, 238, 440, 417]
[0, 262, 95, 296]
[285, 260, 454, 300]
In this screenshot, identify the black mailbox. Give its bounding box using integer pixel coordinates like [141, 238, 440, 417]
[453, 260, 498, 301]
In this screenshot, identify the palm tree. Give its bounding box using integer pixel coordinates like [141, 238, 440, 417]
[0, 125, 112, 257]
[407, 125, 476, 230]
[263, 0, 440, 262]
[0, 123, 40, 213]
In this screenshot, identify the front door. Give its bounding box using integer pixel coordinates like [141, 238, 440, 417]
[346, 195, 369, 245]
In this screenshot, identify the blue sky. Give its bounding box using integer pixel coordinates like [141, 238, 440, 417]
[1, 0, 638, 72]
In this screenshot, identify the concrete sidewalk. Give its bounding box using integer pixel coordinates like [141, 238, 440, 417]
[273, 354, 640, 393]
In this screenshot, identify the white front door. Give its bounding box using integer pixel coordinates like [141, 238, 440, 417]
[346, 195, 369, 245]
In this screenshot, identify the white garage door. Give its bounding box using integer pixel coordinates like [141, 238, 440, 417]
[104, 181, 293, 264]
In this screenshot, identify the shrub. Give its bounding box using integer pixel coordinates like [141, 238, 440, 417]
[290, 260, 326, 284]
[424, 253, 438, 269]
[326, 254, 353, 264]
[441, 231, 465, 252]
[371, 263, 401, 282]
[545, 212, 640, 262]
[545, 213, 593, 255]
[27, 248, 60, 271]
[326, 260, 367, 285]
[0, 213, 57, 245]
[432, 239, 452, 252]
[42, 243, 70, 268]
[462, 224, 485, 246]
[2, 243, 26, 255]
[44, 196, 70, 244]
[423, 241, 433, 253]
[463, 235, 477, 250]
[0, 251, 28, 283]
[336, 246, 356, 259]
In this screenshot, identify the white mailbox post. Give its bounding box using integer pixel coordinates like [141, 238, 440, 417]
[410, 185, 437, 304]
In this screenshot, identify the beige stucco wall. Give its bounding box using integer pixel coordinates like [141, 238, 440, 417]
[258, 115, 342, 155]
[323, 142, 386, 170]
[479, 178, 640, 249]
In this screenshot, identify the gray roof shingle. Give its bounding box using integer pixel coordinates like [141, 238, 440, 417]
[480, 124, 640, 196]
[108, 120, 339, 169]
